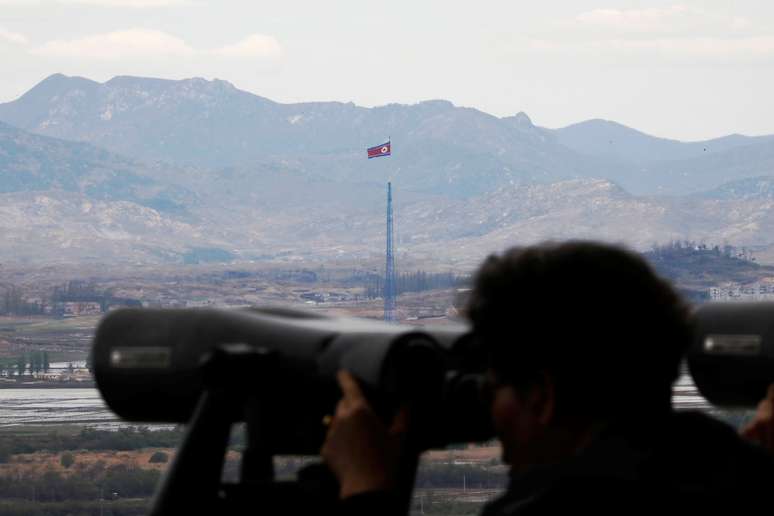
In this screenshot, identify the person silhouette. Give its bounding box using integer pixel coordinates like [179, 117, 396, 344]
[322, 241, 774, 516]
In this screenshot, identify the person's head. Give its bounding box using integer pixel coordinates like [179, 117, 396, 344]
[465, 241, 692, 469]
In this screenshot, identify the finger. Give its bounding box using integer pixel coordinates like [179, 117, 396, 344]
[763, 397, 774, 417]
[761, 421, 772, 450]
[335, 397, 350, 419]
[767, 383, 774, 400]
[754, 426, 766, 448]
[741, 422, 761, 444]
[741, 415, 766, 440]
[740, 420, 753, 439]
[389, 406, 410, 435]
[337, 370, 366, 403]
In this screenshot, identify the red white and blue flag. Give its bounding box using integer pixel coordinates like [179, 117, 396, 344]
[367, 141, 391, 159]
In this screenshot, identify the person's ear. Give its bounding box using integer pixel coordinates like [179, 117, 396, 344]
[528, 371, 556, 426]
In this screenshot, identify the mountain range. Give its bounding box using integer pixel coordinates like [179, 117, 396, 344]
[2, 73, 774, 266]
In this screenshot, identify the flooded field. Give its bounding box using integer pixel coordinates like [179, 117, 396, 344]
[0, 388, 119, 428]
[673, 372, 708, 409]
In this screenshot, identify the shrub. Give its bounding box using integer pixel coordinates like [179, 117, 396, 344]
[59, 452, 75, 469]
[102, 464, 161, 498]
[0, 444, 12, 464]
[148, 451, 169, 464]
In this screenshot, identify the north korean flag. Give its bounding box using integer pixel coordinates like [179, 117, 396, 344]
[367, 141, 391, 159]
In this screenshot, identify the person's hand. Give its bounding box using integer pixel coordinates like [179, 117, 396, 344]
[741, 384, 774, 452]
[320, 370, 409, 499]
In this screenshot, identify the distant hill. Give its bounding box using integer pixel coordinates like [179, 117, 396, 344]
[0, 190, 205, 264]
[3, 74, 774, 265]
[648, 142, 774, 196]
[644, 243, 772, 302]
[552, 119, 774, 163]
[4, 75, 774, 198]
[698, 175, 774, 200]
[0, 74, 610, 197]
[0, 120, 192, 215]
[550, 119, 774, 195]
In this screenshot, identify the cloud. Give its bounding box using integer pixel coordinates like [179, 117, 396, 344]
[0, 28, 28, 45]
[0, 0, 40, 5]
[525, 6, 768, 63]
[30, 29, 284, 61]
[576, 5, 691, 32]
[0, 0, 186, 6]
[31, 29, 194, 59]
[56, 0, 186, 6]
[572, 5, 752, 35]
[211, 34, 282, 59]
[528, 36, 774, 61]
[730, 16, 752, 32]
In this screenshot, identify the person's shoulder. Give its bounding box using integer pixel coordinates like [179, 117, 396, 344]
[649, 411, 774, 509]
[481, 473, 759, 516]
[338, 491, 402, 516]
[668, 411, 774, 473]
[481, 412, 774, 516]
[480, 478, 652, 516]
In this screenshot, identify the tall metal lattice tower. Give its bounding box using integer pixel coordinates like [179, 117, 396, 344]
[384, 182, 397, 322]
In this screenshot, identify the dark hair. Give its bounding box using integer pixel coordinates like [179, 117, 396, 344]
[466, 241, 692, 419]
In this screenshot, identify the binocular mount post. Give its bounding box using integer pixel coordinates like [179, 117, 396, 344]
[149, 345, 339, 516]
[149, 344, 422, 516]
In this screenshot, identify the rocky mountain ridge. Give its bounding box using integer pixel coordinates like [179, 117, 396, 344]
[3, 75, 774, 265]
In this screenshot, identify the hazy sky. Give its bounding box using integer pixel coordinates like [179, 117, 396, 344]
[2, 0, 774, 140]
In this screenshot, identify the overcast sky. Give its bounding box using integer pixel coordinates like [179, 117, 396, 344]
[1, 0, 773, 140]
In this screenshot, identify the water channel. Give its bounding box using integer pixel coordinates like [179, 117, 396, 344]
[0, 373, 714, 429]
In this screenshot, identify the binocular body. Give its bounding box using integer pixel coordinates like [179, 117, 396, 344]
[92, 307, 488, 453]
[688, 302, 774, 407]
[92, 302, 774, 453]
